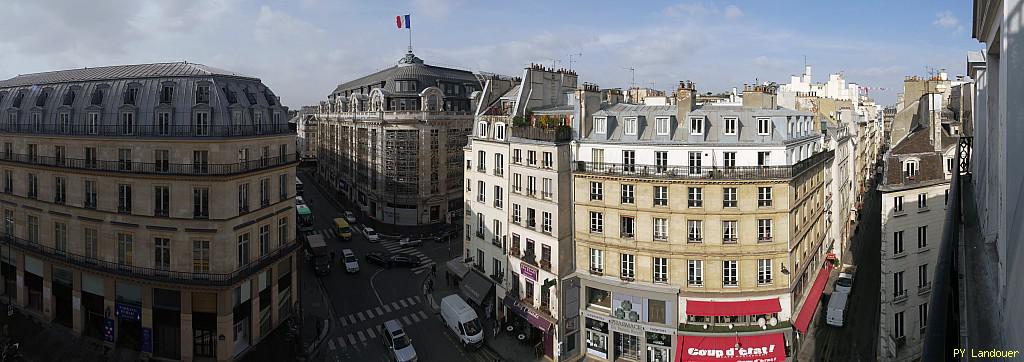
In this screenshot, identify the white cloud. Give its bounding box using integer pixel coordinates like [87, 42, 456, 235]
[413, 0, 464, 18]
[665, 2, 742, 20]
[724, 5, 743, 20]
[933, 11, 959, 29]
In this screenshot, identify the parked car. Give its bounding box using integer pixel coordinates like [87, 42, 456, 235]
[364, 227, 380, 242]
[388, 254, 422, 268]
[398, 237, 422, 248]
[342, 249, 359, 273]
[344, 211, 357, 224]
[365, 252, 392, 268]
[835, 264, 857, 294]
[380, 319, 418, 362]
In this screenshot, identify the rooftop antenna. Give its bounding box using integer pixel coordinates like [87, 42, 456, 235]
[621, 67, 636, 89]
[542, 57, 561, 69]
[567, 53, 583, 71]
[648, 81, 656, 90]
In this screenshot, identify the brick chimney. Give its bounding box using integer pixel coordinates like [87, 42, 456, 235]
[674, 81, 696, 120]
[742, 83, 778, 109]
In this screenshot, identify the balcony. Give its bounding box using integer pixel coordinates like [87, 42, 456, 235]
[508, 246, 520, 258]
[494, 168, 503, 177]
[575, 149, 834, 181]
[0, 123, 294, 138]
[589, 267, 603, 276]
[893, 289, 908, 304]
[918, 282, 932, 295]
[510, 126, 572, 142]
[0, 152, 298, 176]
[541, 191, 552, 199]
[522, 253, 538, 266]
[539, 259, 551, 271]
[477, 165, 486, 173]
[0, 234, 299, 286]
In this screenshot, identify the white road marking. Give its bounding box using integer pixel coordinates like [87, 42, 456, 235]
[348, 315, 357, 324]
[328, 339, 336, 350]
[414, 295, 422, 303]
[367, 327, 376, 339]
[382, 303, 392, 313]
[401, 315, 413, 325]
[390, 302, 400, 310]
[375, 307, 384, 315]
[417, 310, 428, 320]
[347, 334, 357, 345]
[409, 312, 421, 323]
[337, 336, 347, 347]
[338, 316, 348, 326]
[369, 269, 386, 308]
[357, 311, 366, 321]
[364, 309, 374, 319]
[405, 296, 417, 305]
[358, 330, 366, 342]
[399, 299, 408, 308]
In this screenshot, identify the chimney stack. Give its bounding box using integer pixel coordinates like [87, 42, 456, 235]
[674, 80, 697, 122]
[742, 83, 778, 109]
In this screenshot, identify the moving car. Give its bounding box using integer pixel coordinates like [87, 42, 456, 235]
[342, 249, 359, 273]
[388, 254, 422, 268]
[364, 227, 380, 242]
[306, 234, 330, 276]
[333, 218, 353, 240]
[825, 290, 850, 327]
[344, 211, 357, 224]
[440, 295, 484, 349]
[365, 252, 391, 268]
[295, 196, 305, 205]
[398, 237, 422, 248]
[380, 319, 418, 362]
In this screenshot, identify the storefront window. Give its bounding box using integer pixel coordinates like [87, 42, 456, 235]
[587, 287, 610, 310]
[648, 300, 666, 324]
[647, 331, 672, 362]
[586, 330, 608, 359]
[614, 332, 641, 361]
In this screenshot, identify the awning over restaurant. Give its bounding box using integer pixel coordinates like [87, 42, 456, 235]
[793, 262, 835, 333]
[502, 295, 553, 333]
[446, 257, 470, 279]
[676, 333, 787, 362]
[460, 269, 494, 305]
[686, 298, 782, 317]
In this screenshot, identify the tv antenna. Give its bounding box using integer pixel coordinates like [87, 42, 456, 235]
[542, 57, 561, 69]
[567, 53, 583, 71]
[621, 66, 636, 88]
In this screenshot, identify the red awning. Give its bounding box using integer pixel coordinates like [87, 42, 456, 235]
[793, 262, 835, 333]
[676, 333, 787, 362]
[686, 298, 782, 317]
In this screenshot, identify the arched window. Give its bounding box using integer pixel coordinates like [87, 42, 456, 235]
[426, 94, 440, 111]
[903, 159, 919, 178]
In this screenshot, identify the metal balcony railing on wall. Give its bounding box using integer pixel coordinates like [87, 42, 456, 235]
[0, 123, 295, 138]
[922, 136, 971, 361]
[1, 234, 300, 286]
[575, 149, 833, 181]
[0, 152, 298, 176]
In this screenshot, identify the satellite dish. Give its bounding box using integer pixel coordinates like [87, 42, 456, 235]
[769, 317, 778, 326]
[758, 318, 767, 328]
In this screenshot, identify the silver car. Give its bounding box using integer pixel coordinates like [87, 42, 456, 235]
[380, 319, 417, 362]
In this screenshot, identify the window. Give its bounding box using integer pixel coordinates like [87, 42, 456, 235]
[723, 152, 736, 167]
[724, 117, 737, 135]
[477, 150, 486, 171]
[590, 211, 603, 232]
[758, 187, 773, 207]
[84, 180, 97, 209]
[918, 226, 928, 248]
[894, 196, 904, 213]
[237, 233, 251, 266]
[527, 176, 536, 195]
[279, 174, 288, 201]
[495, 123, 506, 140]
[590, 182, 603, 200]
[476, 213, 485, 238]
[117, 233, 134, 266]
[54, 177, 66, 204]
[723, 187, 737, 207]
[259, 224, 270, 256]
[648, 299, 667, 324]
[688, 151, 701, 174]
[155, 149, 169, 173]
[194, 111, 210, 136]
[894, 231, 905, 254]
[722, 220, 738, 243]
[193, 150, 209, 174]
[758, 259, 773, 285]
[27, 173, 38, 199]
[512, 173, 521, 192]
[918, 264, 929, 288]
[526, 208, 536, 228]
[87, 113, 99, 134]
[654, 186, 668, 206]
[592, 148, 604, 164]
[757, 219, 772, 242]
[528, 151, 537, 165]
[651, 217, 667, 240]
[919, 303, 928, 336]
[594, 117, 607, 134]
[903, 160, 918, 178]
[196, 85, 210, 104]
[688, 260, 704, 286]
[124, 87, 138, 105]
[2, 170, 10, 194]
[689, 117, 702, 135]
[542, 212, 552, 233]
[513, 149, 521, 163]
[894, 271, 905, 298]
[542, 178, 552, 199]
[620, 216, 635, 238]
[477, 181, 485, 202]
[193, 187, 210, 219]
[512, 204, 521, 224]
[117, 148, 132, 171]
[85, 147, 97, 168]
[193, 240, 210, 273]
[238, 183, 250, 213]
[121, 112, 135, 135]
[894, 311, 905, 338]
[623, 118, 637, 135]
[541, 245, 552, 266]
[477, 121, 488, 137]
[687, 187, 702, 207]
[590, 249, 604, 272]
[160, 85, 174, 103]
[54, 222, 67, 254]
[687, 220, 703, 242]
[757, 151, 770, 166]
[118, 184, 132, 213]
[495, 154, 504, 176]
[494, 186, 503, 208]
[27, 216, 38, 243]
[656, 117, 670, 135]
[620, 253, 635, 279]
[757, 118, 771, 135]
[620, 184, 635, 204]
[654, 151, 668, 173]
[154, 238, 171, 271]
[542, 152, 552, 168]
[84, 228, 98, 259]
[622, 150, 635, 172]
[918, 193, 927, 209]
[278, 217, 289, 246]
[154, 186, 169, 216]
[653, 257, 668, 283]
[722, 260, 738, 286]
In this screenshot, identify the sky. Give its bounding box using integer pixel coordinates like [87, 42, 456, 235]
[0, 0, 980, 107]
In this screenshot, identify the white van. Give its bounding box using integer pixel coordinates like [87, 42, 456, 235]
[825, 290, 850, 327]
[439, 295, 484, 349]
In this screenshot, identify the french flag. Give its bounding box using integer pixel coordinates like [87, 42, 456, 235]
[396, 14, 410, 29]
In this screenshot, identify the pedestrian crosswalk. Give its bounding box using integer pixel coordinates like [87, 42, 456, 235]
[302, 228, 438, 275]
[328, 296, 433, 353]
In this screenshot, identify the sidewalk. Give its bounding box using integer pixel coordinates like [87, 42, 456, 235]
[299, 167, 459, 239]
[0, 298, 130, 362]
[422, 260, 542, 362]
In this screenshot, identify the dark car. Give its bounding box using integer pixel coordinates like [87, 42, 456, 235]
[365, 252, 392, 268]
[388, 254, 422, 268]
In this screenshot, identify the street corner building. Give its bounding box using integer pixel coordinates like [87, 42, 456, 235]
[0, 62, 300, 361]
[313, 50, 481, 226]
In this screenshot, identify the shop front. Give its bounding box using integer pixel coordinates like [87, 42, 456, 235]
[676, 333, 787, 362]
[583, 310, 675, 362]
[114, 282, 143, 351]
[502, 294, 556, 359]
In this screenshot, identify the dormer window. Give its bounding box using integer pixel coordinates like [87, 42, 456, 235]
[904, 159, 919, 178]
[594, 117, 607, 134]
[223, 87, 238, 104]
[688, 117, 701, 135]
[35, 91, 49, 107]
[62, 90, 76, 106]
[477, 121, 488, 137]
[623, 117, 637, 135]
[244, 89, 258, 105]
[263, 90, 277, 106]
[724, 117, 737, 135]
[655, 117, 671, 136]
[757, 118, 771, 135]
[123, 88, 138, 106]
[90, 89, 104, 105]
[196, 85, 210, 104]
[160, 85, 174, 103]
[495, 122, 506, 141]
[12, 93, 24, 108]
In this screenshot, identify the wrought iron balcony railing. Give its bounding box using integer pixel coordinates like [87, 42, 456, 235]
[575, 149, 834, 181]
[1, 234, 299, 286]
[0, 123, 294, 138]
[0, 152, 297, 176]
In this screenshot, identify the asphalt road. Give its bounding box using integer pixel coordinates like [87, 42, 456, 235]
[296, 171, 490, 362]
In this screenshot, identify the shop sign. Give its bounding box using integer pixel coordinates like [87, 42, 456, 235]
[678, 333, 786, 362]
[585, 317, 608, 334]
[608, 317, 644, 335]
[646, 331, 672, 347]
[142, 328, 152, 353]
[115, 303, 141, 322]
[520, 263, 538, 282]
[103, 318, 115, 343]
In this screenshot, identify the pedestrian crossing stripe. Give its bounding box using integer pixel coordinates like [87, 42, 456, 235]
[337, 296, 420, 324]
[332, 309, 431, 352]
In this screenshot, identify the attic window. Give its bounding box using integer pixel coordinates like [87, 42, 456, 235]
[724, 117, 737, 135]
[623, 117, 637, 135]
[594, 117, 607, 134]
[244, 89, 258, 105]
[904, 160, 919, 178]
[757, 118, 771, 135]
[123, 87, 138, 106]
[62, 90, 76, 106]
[12, 93, 24, 108]
[90, 89, 103, 106]
[160, 85, 174, 103]
[688, 117, 702, 135]
[263, 91, 276, 106]
[196, 85, 210, 104]
[223, 87, 238, 104]
[35, 91, 49, 107]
